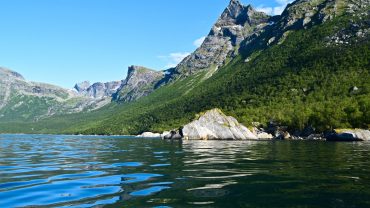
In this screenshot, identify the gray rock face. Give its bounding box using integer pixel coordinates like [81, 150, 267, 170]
[74, 80, 122, 99]
[74, 81, 91, 93]
[173, 0, 269, 77]
[182, 108, 258, 140]
[241, 0, 370, 51]
[114, 66, 163, 102]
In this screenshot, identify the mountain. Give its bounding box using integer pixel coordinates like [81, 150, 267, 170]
[0, 61, 168, 123]
[169, 0, 270, 79]
[0, 63, 165, 123]
[114, 66, 164, 102]
[0, 0, 369, 135]
[74, 65, 164, 103]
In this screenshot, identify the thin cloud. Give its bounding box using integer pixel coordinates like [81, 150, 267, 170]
[158, 52, 190, 69]
[256, 0, 292, 16]
[158, 36, 205, 69]
[193, 36, 206, 47]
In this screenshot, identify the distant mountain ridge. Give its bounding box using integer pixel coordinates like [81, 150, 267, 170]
[0, 64, 165, 121]
[74, 80, 122, 99]
[0, 67, 95, 121]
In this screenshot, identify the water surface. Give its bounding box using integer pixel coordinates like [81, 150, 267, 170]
[1, 134, 370, 207]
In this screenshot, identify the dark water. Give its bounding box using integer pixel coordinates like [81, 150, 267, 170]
[1, 135, 370, 208]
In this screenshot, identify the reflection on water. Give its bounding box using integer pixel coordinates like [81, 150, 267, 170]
[1, 135, 370, 207]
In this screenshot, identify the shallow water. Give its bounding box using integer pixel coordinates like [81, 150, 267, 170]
[1, 134, 370, 207]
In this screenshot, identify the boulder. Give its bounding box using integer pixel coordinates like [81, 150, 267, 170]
[182, 109, 258, 140]
[163, 130, 183, 140]
[265, 121, 290, 140]
[161, 131, 170, 138]
[252, 127, 274, 140]
[326, 129, 370, 141]
[136, 132, 161, 138]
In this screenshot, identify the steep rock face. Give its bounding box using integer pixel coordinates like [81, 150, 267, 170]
[114, 66, 163, 102]
[182, 108, 258, 140]
[278, 0, 370, 30]
[173, 0, 270, 77]
[74, 80, 122, 99]
[74, 81, 91, 93]
[241, 0, 370, 52]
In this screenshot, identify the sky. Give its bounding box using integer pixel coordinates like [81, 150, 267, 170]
[0, 0, 290, 88]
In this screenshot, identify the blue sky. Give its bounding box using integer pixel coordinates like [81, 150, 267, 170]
[0, 0, 289, 88]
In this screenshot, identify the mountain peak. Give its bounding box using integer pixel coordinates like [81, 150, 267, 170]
[228, 0, 242, 8]
[221, 0, 247, 22]
[114, 65, 163, 102]
[172, 1, 269, 77]
[217, 1, 263, 27]
[128, 65, 156, 75]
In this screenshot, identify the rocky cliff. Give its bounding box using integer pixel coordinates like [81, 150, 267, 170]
[171, 0, 270, 79]
[114, 66, 164, 102]
[74, 80, 122, 99]
[240, 0, 370, 54]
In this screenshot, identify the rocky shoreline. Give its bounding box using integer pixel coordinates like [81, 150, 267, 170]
[137, 109, 370, 142]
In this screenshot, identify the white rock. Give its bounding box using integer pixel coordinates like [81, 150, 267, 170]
[182, 109, 258, 140]
[252, 127, 274, 139]
[337, 129, 370, 141]
[137, 132, 161, 138]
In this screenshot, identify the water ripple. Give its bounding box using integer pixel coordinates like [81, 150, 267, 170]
[1, 135, 370, 207]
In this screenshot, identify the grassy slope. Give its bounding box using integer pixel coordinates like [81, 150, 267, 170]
[0, 15, 369, 135]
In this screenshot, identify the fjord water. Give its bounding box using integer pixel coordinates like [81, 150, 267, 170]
[1, 135, 370, 208]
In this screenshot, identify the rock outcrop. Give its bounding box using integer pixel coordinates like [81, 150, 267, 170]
[171, 0, 270, 78]
[182, 108, 258, 140]
[74, 81, 91, 93]
[241, 0, 370, 52]
[114, 66, 163, 102]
